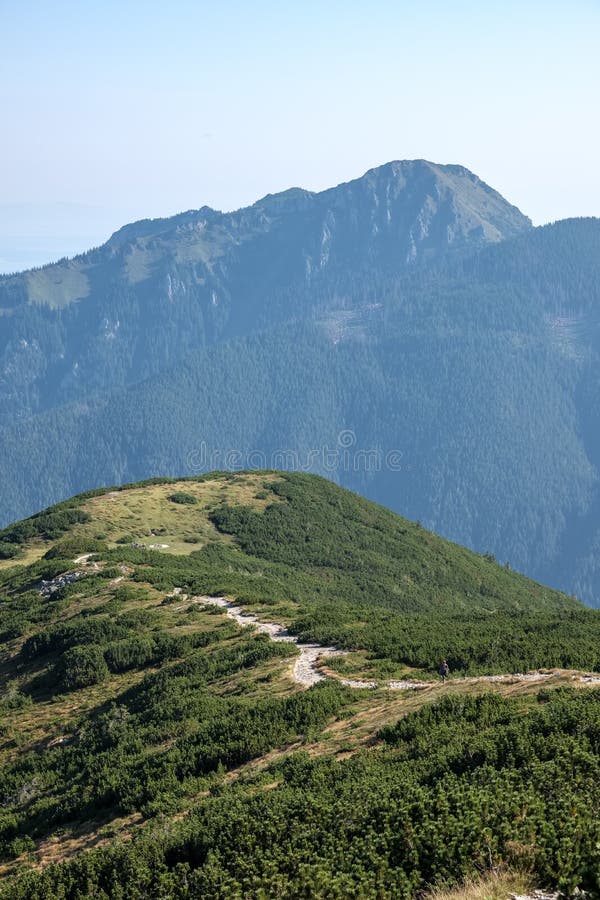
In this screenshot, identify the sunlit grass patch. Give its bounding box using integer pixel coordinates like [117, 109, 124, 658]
[424, 871, 533, 899]
[78, 474, 282, 555]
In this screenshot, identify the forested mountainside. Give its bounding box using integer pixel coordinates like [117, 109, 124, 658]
[1, 211, 600, 602]
[2, 160, 600, 603]
[2, 472, 600, 897]
[0, 159, 529, 424]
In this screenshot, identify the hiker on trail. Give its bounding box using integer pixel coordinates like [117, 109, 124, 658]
[439, 660, 450, 682]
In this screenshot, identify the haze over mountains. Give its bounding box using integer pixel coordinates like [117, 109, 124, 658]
[1, 159, 600, 604]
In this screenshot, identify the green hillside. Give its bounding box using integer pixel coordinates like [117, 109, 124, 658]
[0, 470, 594, 675]
[2, 472, 600, 897]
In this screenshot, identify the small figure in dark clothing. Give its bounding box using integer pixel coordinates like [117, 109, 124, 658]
[439, 660, 450, 682]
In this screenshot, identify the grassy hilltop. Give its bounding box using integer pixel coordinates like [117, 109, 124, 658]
[1, 472, 600, 897]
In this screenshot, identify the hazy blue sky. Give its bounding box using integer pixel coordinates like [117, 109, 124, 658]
[1, 0, 599, 271]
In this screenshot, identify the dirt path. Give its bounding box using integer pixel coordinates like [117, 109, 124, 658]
[197, 596, 342, 686]
[195, 596, 600, 691]
[73, 553, 93, 565]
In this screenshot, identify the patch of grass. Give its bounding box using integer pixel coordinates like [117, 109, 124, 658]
[26, 265, 90, 309]
[326, 650, 431, 681]
[77, 474, 282, 556]
[424, 871, 533, 900]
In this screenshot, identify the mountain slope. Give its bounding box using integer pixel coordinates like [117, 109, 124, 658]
[1, 218, 600, 603]
[1, 473, 600, 897]
[0, 471, 594, 676]
[0, 159, 530, 425]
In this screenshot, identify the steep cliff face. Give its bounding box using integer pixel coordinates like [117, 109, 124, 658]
[311, 160, 531, 264]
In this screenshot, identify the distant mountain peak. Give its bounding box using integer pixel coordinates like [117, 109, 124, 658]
[0, 156, 535, 435]
[93, 159, 530, 265]
[324, 158, 532, 246]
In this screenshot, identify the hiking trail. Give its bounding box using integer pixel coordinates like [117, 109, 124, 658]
[194, 596, 600, 691]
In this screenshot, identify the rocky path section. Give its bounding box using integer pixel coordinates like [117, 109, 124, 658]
[196, 596, 342, 687]
[510, 893, 561, 900]
[195, 596, 600, 691]
[336, 670, 575, 690]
